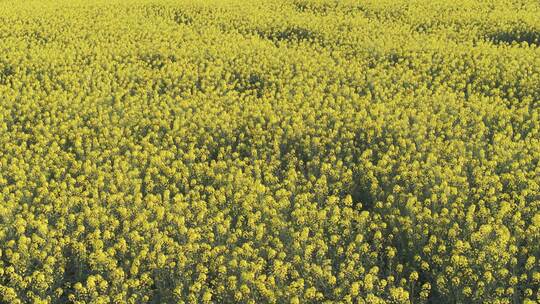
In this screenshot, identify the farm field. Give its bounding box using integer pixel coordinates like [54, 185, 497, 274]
[0, 0, 540, 303]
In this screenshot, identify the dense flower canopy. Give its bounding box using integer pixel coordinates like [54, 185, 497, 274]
[0, 0, 539, 303]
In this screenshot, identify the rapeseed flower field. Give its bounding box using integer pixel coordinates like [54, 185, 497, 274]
[0, 0, 539, 303]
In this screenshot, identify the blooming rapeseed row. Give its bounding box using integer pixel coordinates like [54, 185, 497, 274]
[0, 0, 539, 303]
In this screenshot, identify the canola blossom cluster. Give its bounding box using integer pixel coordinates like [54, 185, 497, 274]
[0, 0, 539, 303]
